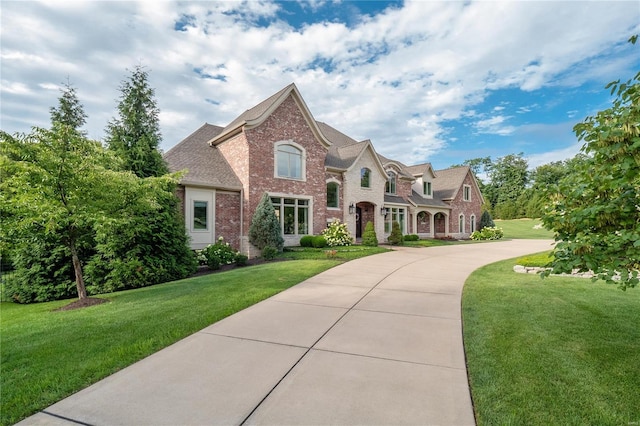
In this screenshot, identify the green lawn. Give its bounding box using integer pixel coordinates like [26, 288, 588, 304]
[494, 218, 554, 239]
[1, 256, 361, 426]
[463, 258, 640, 425]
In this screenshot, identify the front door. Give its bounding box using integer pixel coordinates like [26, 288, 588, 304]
[356, 207, 362, 238]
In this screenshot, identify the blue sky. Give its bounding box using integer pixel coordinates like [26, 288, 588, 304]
[1, 1, 639, 170]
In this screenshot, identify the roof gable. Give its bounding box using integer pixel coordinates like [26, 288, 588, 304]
[433, 166, 477, 201]
[406, 162, 437, 179]
[209, 83, 331, 149]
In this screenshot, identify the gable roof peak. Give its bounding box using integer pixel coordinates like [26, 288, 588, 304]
[208, 83, 330, 148]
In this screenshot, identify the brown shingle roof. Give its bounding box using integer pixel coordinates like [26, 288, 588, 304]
[164, 123, 242, 190]
[318, 121, 369, 170]
[432, 166, 470, 200]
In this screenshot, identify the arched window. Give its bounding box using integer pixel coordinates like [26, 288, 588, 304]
[326, 182, 339, 208]
[459, 214, 465, 233]
[360, 168, 371, 188]
[276, 142, 304, 179]
[385, 171, 396, 194]
[470, 214, 476, 233]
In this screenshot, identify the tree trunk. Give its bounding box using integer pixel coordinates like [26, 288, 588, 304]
[69, 242, 87, 300]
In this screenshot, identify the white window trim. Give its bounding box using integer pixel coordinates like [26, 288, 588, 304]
[385, 170, 397, 195]
[274, 140, 306, 182]
[326, 178, 341, 210]
[360, 167, 372, 188]
[470, 214, 476, 233]
[463, 184, 471, 202]
[459, 213, 465, 233]
[423, 180, 433, 198]
[269, 192, 313, 237]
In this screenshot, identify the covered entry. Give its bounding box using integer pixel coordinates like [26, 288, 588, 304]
[355, 202, 376, 238]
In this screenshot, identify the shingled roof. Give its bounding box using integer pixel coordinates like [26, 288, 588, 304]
[432, 166, 471, 201]
[164, 123, 242, 190]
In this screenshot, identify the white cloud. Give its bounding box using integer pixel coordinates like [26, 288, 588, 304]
[474, 115, 516, 136]
[0, 0, 638, 166]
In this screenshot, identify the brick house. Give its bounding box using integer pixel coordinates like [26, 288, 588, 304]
[164, 83, 484, 256]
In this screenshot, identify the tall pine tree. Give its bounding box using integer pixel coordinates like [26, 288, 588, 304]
[50, 80, 88, 132]
[106, 65, 168, 177]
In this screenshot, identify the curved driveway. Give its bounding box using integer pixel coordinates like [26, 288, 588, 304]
[21, 239, 553, 426]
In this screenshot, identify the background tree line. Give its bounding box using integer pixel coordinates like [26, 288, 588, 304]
[1, 66, 196, 304]
[458, 152, 589, 220]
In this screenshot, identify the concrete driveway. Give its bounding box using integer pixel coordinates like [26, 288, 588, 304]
[19, 239, 553, 426]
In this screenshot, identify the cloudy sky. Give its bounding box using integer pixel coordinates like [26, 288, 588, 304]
[2, 1, 639, 170]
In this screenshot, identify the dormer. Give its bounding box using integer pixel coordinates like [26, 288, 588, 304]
[409, 163, 436, 199]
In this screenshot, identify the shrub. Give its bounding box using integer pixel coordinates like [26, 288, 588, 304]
[300, 235, 314, 247]
[479, 210, 495, 229]
[404, 234, 420, 241]
[387, 221, 404, 245]
[321, 219, 353, 247]
[4, 234, 88, 303]
[234, 253, 248, 267]
[203, 237, 237, 270]
[86, 180, 198, 294]
[516, 251, 554, 267]
[249, 193, 284, 252]
[312, 235, 327, 248]
[470, 226, 504, 241]
[262, 245, 278, 260]
[361, 221, 378, 247]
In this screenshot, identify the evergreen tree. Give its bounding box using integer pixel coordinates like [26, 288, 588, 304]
[479, 210, 495, 229]
[50, 81, 87, 132]
[361, 221, 378, 247]
[249, 193, 284, 252]
[98, 65, 195, 290]
[106, 65, 168, 178]
[387, 221, 404, 245]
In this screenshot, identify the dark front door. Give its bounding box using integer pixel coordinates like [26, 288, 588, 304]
[356, 207, 362, 238]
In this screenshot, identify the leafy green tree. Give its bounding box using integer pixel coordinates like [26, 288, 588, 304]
[542, 37, 639, 289]
[490, 153, 529, 206]
[249, 193, 284, 252]
[106, 65, 168, 178]
[3, 82, 94, 302]
[0, 125, 130, 301]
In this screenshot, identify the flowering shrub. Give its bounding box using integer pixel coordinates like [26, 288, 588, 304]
[202, 236, 237, 270]
[321, 219, 353, 247]
[470, 226, 504, 241]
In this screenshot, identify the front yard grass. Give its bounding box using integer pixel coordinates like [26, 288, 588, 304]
[1, 248, 385, 426]
[463, 258, 640, 425]
[494, 218, 554, 239]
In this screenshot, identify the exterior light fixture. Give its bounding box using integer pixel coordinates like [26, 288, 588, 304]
[381, 207, 389, 216]
[349, 202, 356, 214]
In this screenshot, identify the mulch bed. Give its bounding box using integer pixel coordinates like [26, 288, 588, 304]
[55, 297, 110, 311]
